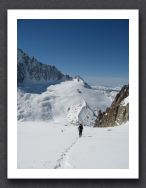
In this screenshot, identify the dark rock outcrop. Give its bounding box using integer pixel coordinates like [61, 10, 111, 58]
[95, 84, 129, 127]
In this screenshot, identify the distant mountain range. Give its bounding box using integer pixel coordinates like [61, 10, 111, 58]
[17, 48, 72, 85]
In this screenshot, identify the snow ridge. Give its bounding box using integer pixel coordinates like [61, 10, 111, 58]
[18, 79, 113, 125]
[78, 100, 97, 126]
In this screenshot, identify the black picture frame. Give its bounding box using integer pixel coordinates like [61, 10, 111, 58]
[0, 0, 144, 187]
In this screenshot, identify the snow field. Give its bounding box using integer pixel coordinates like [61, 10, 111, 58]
[18, 121, 129, 169]
[17, 122, 78, 169]
[69, 123, 129, 169]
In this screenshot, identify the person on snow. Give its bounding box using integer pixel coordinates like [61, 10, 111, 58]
[78, 123, 83, 137]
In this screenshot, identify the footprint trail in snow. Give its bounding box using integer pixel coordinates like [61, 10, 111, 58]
[54, 137, 79, 169]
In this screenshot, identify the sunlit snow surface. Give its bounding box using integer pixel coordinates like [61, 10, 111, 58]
[18, 121, 129, 169]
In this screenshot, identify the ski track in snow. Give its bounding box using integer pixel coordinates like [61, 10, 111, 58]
[54, 136, 79, 169]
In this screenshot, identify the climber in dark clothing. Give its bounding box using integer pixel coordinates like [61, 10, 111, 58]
[78, 124, 83, 137]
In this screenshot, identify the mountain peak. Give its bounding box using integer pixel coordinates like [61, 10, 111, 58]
[74, 75, 84, 81]
[17, 48, 72, 89]
[74, 75, 91, 89]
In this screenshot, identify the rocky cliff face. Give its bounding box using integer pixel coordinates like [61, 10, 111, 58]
[95, 84, 129, 127]
[17, 48, 72, 85]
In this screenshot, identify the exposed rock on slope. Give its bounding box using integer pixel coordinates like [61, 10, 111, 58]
[95, 84, 129, 127]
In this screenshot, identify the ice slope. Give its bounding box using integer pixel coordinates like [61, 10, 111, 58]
[17, 121, 129, 169]
[18, 78, 113, 126]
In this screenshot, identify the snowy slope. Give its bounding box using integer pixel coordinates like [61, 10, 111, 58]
[18, 121, 129, 169]
[18, 78, 113, 126]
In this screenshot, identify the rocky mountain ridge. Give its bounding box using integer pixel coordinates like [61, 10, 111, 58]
[95, 84, 129, 127]
[17, 48, 72, 85]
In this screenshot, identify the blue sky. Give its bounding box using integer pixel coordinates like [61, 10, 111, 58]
[17, 19, 129, 86]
